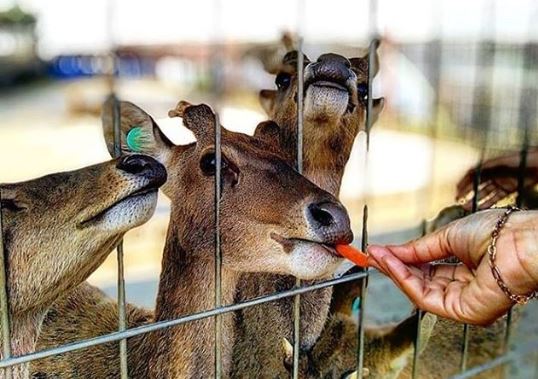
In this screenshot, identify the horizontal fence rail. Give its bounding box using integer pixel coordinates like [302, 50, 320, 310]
[0, 272, 367, 369]
[0, 0, 537, 378]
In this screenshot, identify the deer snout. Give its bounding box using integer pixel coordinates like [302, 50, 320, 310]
[307, 201, 353, 245]
[116, 154, 167, 185]
[307, 53, 353, 84]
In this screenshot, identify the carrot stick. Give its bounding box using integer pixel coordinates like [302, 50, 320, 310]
[335, 244, 369, 268]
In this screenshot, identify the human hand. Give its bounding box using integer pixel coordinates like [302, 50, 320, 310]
[456, 149, 538, 211]
[367, 209, 538, 325]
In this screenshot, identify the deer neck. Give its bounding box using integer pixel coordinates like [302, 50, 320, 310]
[278, 116, 357, 197]
[145, 220, 238, 378]
[1, 311, 45, 379]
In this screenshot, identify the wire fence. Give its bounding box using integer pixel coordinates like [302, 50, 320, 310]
[1, 0, 537, 378]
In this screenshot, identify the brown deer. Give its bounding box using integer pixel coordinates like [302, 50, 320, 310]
[231, 49, 384, 377]
[31, 100, 354, 378]
[280, 312, 438, 379]
[1, 154, 166, 378]
[306, 309, 511, 378]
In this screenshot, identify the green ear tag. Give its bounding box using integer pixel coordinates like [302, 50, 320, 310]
[352, 297, 361, 315]
[126, 126, 144, 152]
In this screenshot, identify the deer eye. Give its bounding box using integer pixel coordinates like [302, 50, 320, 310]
[357, 83, 368, 101]
[200, 152, 228, 176]
[275, 72, 292, 90]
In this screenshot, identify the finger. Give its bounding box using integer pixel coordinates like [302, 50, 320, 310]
[367, 255, 387, 274]
[380, 255, 453, 318]
[478, 190, 505, 210]
[491, 177, 518, 194]
[456, 170, 475, 197]
[477, 182, 499, 201]
[368, 226, 455, 265]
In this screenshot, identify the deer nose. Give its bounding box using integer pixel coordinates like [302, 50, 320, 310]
[308, 53, 352, 83]
[307, 201, 353, 245]
[117, 154, 167, 183]
[317, 53, 351, 68]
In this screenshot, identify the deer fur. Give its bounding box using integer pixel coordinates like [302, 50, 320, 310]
[32, 100, 353, 378]
[0, 154, 165, 378]
[231, 49, 384, 377]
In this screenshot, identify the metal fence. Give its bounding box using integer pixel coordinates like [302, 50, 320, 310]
[1, 0, 537, 378]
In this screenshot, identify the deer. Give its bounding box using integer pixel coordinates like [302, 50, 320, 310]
[0, 154, 166, 378]
[31, 100, 354, 378]
[231, 48, 385, 377]
[235, 46, 516, 378]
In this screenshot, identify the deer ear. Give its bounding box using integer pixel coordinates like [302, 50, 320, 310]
[281, 338, 294, 369]
[372, 312, 437, 377]
[254, 120, 281, 149]
[343, 368, 370, 378]
[350, 42, 380, 78]
[259, 90, 277, 116]
[0, 186, 28, 213]
[101, 96, 173, 164]
[366, 97, 385, 129]
[169, 101, 218, 146]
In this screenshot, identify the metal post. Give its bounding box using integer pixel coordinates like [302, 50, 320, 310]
[356, 206, 368, 377]
[0, 192, 12, 379]
[111, 95, 129, 379]
[411, 220, 428, 378]
[214, 112, 222, 379]
[358, 1, 377, 374]
[292, 36, 305, 379]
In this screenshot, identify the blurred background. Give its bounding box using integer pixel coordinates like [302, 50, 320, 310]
[0, 0, 536, 374]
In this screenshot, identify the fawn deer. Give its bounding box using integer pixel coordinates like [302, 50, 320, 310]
[232, 48, 384, 377]
[312, 282, 513, 379]
[32, 100, 354, 377]
[1, 154, 165, 378]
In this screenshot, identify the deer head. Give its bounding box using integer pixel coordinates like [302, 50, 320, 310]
[260, 49, 384, 124]
[256, 49, 384, 194]
[1, 155, 165, 378]
[102, 99, 353, 280]
[0, 155, 166, 316]
[281, 312, 437, 379]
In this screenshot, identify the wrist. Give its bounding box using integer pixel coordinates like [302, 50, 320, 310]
[495, 211, 538, 300]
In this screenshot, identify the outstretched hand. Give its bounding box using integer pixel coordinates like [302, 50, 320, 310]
[367, 210, 538, 325]
[456, 149, 538, 211]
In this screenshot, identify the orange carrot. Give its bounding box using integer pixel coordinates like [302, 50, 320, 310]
[335, 244, 369, 268]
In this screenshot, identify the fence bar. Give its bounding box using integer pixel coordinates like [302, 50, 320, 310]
[450, 338, 538, 379]
[0, 271, 367, 368]
[111, 95, 129, 379]
[214, 112, 222, 379]
[411, 220, 428, 378]
[460, 158, 482, 372]
[292, 35, 305, 379]
[0, 192, 12, 379]
[365, 38, 379, 151]
[356, 205, 368, 377]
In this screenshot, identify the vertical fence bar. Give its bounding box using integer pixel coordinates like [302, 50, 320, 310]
[356, 206, 368, 377]
[111, 95, 129, 379]
[210, 2, 223, 377]
[411, 220, 428, 379]
[292, 35, 304, 379]
[357, 1, 377, 374]
[106, 1, 128, 376]
[214, 112, 223, 379]
[460, 158, 482, 373]
[461, 0, 498, 371]
[0, 192, 12, 379]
